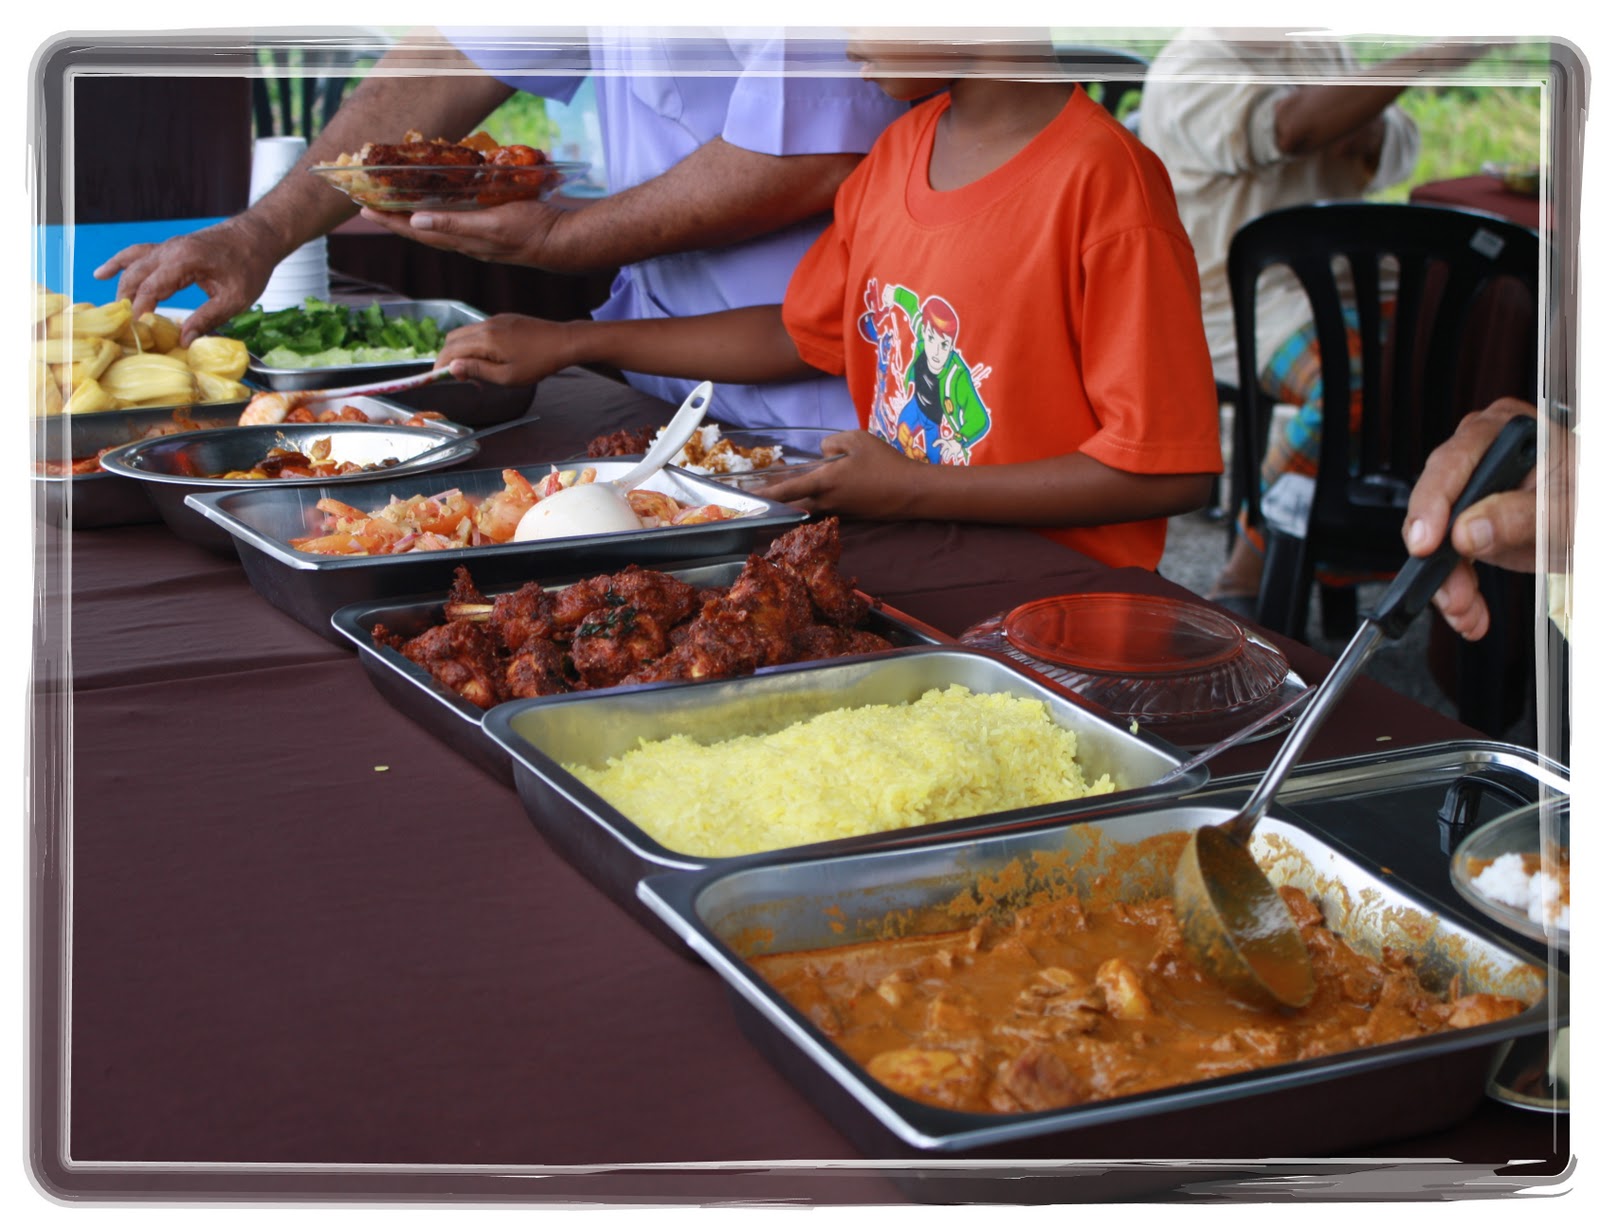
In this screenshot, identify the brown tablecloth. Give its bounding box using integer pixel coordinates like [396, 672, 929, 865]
[32, 366, 1567, 1204]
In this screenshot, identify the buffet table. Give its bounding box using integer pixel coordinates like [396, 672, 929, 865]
[32, 365, 1569, 1205]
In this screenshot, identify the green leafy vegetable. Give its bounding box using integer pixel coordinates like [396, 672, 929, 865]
[221, 297, 451, 363]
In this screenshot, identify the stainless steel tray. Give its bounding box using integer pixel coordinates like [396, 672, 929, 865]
[638, 777, 1563, 1160]
[34, 400, 251, 461]
[483, 645, 1205, 950]
[245, 299, 486, 391]
[185, 460, 808, 631]
[100, 415, 479, 553]
[332, 557, 955, 785]
[32, 395, 460, 533]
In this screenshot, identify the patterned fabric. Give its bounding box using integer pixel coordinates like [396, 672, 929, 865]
[1238, 305, 1392, 587]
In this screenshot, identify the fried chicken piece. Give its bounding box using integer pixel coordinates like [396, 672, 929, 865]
[586, 426, 657, 458]
[622, 555, 815, 685]
[371, 622, 408, 652]
[503, 638, 575, 698]
[620, 596, 770, 684]
[398, 621, 502, 709]
[445, 565, 488, 609]
[764, 518, 866, 626]
[569, 605, 672, 689]
[608, 566, 700, 627]
[793, 625, 894, 661]
[724, 553, 814, 658]
[547, 575, 621, 635]
[487, 582, 557, 654]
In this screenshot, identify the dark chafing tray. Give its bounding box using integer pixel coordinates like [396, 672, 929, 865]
[638, 740, 1567, 1169]
[185, 460, 807, 637]
[331, 556, 955, 786]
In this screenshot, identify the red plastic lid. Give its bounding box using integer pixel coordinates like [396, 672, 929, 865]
[1003, 593, 1248, 675]
[981, 592, 1291, 721]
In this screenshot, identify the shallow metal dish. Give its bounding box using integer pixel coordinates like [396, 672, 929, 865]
[183, 460, 807, 630]
[639, 798, 1560, 1159]
[35, 395, 466, 533]
[482, 645, 1203, 949]
[245, 300, 487, 392]
[99, 420, 480, 552]
[331, 557, 954, 784]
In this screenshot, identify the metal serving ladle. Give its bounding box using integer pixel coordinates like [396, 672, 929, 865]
[1173, 414, 1540, 1010]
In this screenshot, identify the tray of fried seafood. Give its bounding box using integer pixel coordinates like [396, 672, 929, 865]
[331, 520, 952, 784]
[638, 748, 1565, 1162]
[33, 395, 455, 531]
[480, 643, 1207, 952]
[185, 458, 808, 638]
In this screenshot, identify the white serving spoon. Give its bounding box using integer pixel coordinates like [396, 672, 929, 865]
[513, 381, 715, 542]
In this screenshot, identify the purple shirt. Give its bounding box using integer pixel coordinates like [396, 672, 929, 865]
[441, 30, 905, 429]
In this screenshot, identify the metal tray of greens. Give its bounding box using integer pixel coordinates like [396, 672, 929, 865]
[229, 298, 486, 391]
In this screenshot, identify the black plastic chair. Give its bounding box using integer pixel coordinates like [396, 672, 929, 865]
[1227, 201, 1540, 732]
[1054, 46, 1149, 123]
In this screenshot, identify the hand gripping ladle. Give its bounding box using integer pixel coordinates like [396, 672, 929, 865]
[1172, 414, 1540, 1009]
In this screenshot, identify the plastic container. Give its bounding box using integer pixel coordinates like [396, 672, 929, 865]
[960, 592, 1299, 736]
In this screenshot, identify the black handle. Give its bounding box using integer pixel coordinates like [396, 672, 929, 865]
[1369, 414, 1541, 639]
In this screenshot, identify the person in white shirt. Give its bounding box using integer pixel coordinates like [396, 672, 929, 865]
[1140, 32, 1472, 610]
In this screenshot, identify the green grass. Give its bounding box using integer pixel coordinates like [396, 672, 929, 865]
[1374, 85, 1542, 201]
[476, 91, 559, 152]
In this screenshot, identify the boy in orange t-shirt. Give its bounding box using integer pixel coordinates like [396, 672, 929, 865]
[437, 36, 1222, 570]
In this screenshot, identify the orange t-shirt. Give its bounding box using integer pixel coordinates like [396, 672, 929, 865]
[782, 88, 1222, 570]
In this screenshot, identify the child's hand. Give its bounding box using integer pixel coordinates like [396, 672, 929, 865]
[755, 430, 921, 518]
[434, 314, 578, 386]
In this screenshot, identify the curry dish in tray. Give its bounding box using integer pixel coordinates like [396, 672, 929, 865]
[754, 863, 1527, 1115]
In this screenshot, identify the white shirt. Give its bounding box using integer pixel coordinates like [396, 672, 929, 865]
[1139, 31, 1421, 386]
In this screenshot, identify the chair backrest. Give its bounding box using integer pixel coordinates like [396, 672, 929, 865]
[1054, 46, 1149, 121]
[1228, 202, 1540, 570]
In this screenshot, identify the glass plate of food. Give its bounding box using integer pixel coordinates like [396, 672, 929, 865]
[312, 130, 587, 211]
[1450, 796, 1570, 950]
[580, 424, 842, 491]
[313, 161, 588, 211]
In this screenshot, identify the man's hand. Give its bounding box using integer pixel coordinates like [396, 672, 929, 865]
[94, 212, 289, 345]
[1402, 397, 1567, 641]
[435, 313, 582, 386]
[91, 29, 511, 343]
[358, 197, 571, 269]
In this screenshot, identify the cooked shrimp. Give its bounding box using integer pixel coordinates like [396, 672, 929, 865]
[476, 469, 543, 542]
[239, 389, 311, 426]
[625, 489, 683, 525]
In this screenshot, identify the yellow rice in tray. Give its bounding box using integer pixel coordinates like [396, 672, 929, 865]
[565, 684, 1115, 858]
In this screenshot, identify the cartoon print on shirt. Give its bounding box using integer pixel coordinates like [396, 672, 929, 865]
[857, 279, 916, 442]
[857, 282, 991, 464]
